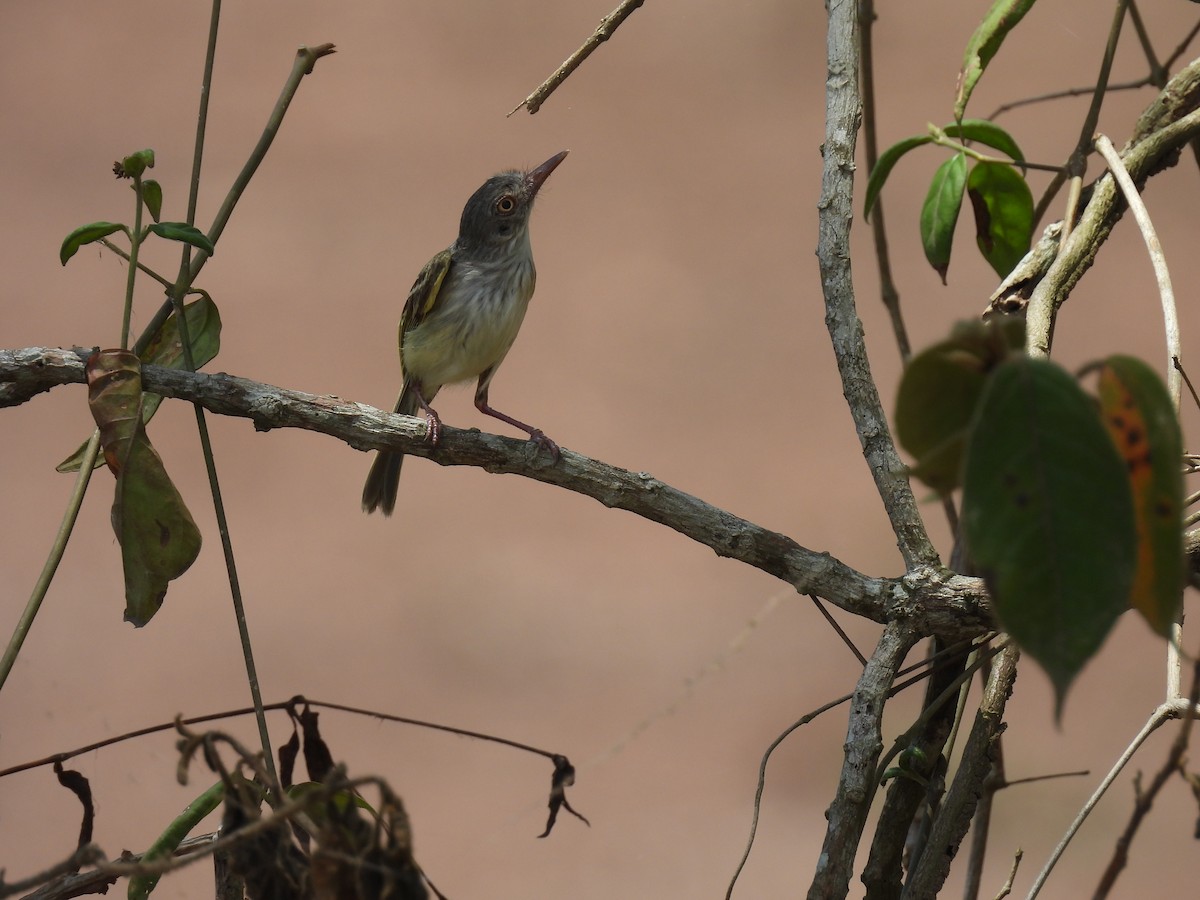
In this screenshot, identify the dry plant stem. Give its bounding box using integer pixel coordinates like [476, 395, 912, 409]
[1092, 134, 1181, 408]
[905, 643, 1019, 899]
[1093, 657, 1200, 898]
[0, 694, 573, 779]
[818, 0, 937, 571]
[1025, 697, 1196, 899]
[858, 0, 909, 363]
[1092, 131, 1186, 702]
[509, 0, 645, 115]
[0, 434, 100, 693]
[169, 0, 279, 796]
[187, 43, 335, 286]
[0, 348, 996, 639]
[809, 622, 917, 899]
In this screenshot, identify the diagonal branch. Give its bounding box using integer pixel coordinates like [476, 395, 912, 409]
[0, 346, 991, 638]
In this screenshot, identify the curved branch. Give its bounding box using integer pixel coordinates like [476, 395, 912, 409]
[817, 0, 938, 573]
[0, 346, 991, 637]
[1025, 59, 1200, 355]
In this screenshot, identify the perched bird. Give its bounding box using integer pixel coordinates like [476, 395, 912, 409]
[362, 150, 569, 516]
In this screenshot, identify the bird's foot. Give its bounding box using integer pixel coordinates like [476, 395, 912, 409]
[424, 411, 442, 446]
[529, 430, 561, 463]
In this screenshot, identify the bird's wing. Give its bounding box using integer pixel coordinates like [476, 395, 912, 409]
[399, 248, 453, 336]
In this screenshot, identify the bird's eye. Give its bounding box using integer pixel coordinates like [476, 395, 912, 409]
[495, 195, 517, 215]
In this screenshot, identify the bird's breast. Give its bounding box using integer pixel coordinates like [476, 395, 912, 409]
[401, 257, 536, 387]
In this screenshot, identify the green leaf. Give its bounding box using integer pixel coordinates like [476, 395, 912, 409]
[895, 318, 1024, 494]
[967, 161, 1034, 279]
[955, 0, 1039, 120]
[920, 153, 968, 284]
[963, 357, 1136, 717]
[149, 222, 214, 257]
[119, 149, 156, 180]
[58, 296, 223, 472]
[86, 350, 202, 626]
[59, 221, 127, 265]
[943, 119, 1025, 163]
[864, 135, 934, 221]
[140, 180, 163, 223]
[127, 781, 224, 900]
[1097, 356, 1184, 636]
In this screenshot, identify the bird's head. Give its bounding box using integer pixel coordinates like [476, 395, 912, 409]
[456, 150, 568, 259]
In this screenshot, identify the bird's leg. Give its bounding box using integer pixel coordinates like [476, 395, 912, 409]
[474, 376, 560, 462]
[411, 381, 442, 446]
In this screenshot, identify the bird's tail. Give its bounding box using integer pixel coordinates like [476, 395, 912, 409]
[361, 381, 423, 516]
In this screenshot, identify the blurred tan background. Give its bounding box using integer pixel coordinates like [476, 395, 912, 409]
[3, 2, 1200, 897]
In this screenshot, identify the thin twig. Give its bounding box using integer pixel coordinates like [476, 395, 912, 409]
[1092, 134, 1181, 407]
[509, 0, 646, 115]
[858, 0, 910, 363]
[1092, 656, 1200, 899]
[1093, 131, 1185, 703]
[1025, 699, 1195, 898]
[0, 431, 100, 693]
[810, 594, 867, 665]
[993, 849, 1023, 900]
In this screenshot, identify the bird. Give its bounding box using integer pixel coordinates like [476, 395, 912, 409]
[361, 150, 569, 516]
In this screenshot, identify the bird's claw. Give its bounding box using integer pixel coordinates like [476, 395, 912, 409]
[529, 430, 561, 463]
[424, 412, 442, 447]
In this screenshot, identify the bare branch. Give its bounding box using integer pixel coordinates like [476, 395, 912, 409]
[510, 0, 646, 115]
[817, 0, 938, 572]
[0, 347, 993, 637]
[809, 622, 918, 898]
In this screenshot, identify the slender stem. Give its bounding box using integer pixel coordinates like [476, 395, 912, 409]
[120, 176, 145, 350]
[170, 0, 279, 795]
[1026, 704, 1175, 898]
[509, 0, 646, 115]
[858, 0, 910, 362]
[188, 43, 336, 286]
[0, 432, 101, 692]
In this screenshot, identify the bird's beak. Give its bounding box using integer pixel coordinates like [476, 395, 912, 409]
[526, 150, 569, 197]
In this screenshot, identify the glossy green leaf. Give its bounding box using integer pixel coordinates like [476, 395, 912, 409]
[140, 179, 163, 223]
[59, 221, 127, 265]
[149, 222, 214, 257]
[127, 781, 224, 900]
[86, 350, 202, 626]
[956, 0, 1039, 120]
[895, 318, 1024, 494]
[920, 153, 968, 284]
[864, 134, 934, 221]
[967, 161, 1034, 279]
[943, 119, 1025, 163]
[963, 357, 1136, 717]
[58, 297, 222, 472]
[1097, 356, 1184, 636]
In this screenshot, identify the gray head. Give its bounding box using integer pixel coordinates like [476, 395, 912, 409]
[454, 150, 568, 260]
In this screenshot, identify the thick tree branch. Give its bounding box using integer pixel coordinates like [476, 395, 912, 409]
[809, 621, 918, 899]
[0, 346, 991, 638]
[817, 0, 938, 573]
